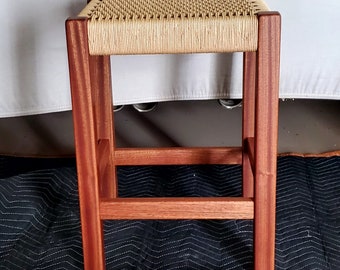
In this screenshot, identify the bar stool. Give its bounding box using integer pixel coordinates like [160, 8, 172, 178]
[65, 0, 281, 269]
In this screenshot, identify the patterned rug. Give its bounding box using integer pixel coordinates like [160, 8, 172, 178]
[0, 155, 339, 269]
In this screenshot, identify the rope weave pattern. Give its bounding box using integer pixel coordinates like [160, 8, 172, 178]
[79, 0, 269, 55]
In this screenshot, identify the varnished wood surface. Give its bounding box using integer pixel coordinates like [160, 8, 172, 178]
[114, 147, 242, 165]
[245, 137, 255, 176]
[242, 51, 256, 198]
[89, 55, 117, 199]
[66, 18, 106, 270]
[254, 12, 281, 270]
[100, 197, 254, 220]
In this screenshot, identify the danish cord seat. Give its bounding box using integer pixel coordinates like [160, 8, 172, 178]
[79, 0, 269, 55]
[65, 0, 281, 269]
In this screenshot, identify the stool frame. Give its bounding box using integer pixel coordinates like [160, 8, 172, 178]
[66, 11, 280, 270]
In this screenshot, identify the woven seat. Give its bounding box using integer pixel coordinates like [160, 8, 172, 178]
[79, 0, 269, 54]
[66, 1, 281, 269]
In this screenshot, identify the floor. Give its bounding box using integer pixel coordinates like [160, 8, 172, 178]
[0, 99, 339, 157]
[1, 155, 339, 269]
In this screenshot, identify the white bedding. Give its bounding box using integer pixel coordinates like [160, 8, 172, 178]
[1, 0, 340, 117]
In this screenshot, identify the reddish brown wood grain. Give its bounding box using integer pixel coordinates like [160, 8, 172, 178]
[245, 137, 255, 176]
[66, 18, 106, 270]
[89, 55, 117, 199]
[114, 147, 242, 165]
[100, 198, 254, 220]
[254, 12, 281, 270]
[242, 51, 256, 198]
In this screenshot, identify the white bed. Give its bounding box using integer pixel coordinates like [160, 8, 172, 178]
[1, 0, 340, 118]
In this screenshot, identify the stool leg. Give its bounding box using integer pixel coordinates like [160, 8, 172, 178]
[89, 55, 117, 199]
[242, 52, 256, 198]
[66, 18, 106, 270]
[254, 13, 281, 270]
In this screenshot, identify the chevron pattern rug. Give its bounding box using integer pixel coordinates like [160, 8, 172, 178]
[0, 155, 339, 269]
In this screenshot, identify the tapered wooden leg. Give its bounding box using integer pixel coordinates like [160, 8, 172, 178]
[242, 52, 256, 198]
[254, 12, 281, 270]
[66, 18, 106, 270]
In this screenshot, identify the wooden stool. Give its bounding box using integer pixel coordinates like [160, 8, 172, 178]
[66, 0, 281, 269]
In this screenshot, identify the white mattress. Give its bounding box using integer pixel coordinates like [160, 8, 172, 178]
[1, 0, 340, 118]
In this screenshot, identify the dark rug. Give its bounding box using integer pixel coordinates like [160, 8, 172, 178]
[0, 155, 339, 269]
